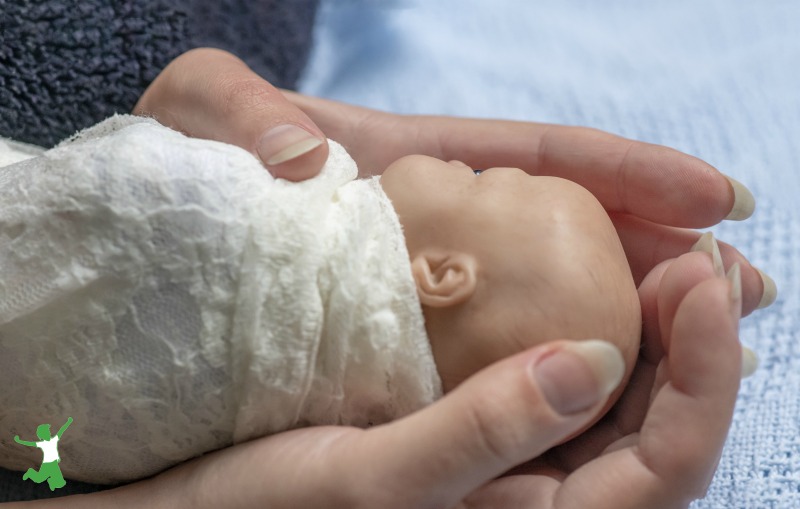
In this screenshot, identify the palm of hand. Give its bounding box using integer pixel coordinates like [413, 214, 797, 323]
[176, 254, 741, 509]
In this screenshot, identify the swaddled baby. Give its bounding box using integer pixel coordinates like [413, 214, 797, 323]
[0, 116, 640, 484]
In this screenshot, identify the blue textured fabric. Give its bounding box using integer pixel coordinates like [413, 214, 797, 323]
[301, 1, 800, 507]
[0, 0, 318, 148]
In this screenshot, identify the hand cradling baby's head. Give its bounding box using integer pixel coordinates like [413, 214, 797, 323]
[380, 156, 641, 414]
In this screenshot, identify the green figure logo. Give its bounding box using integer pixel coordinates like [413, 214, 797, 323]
[14, 417, 73, 491]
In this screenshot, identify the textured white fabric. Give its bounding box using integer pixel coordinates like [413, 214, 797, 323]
[0, 116, 441, 484]
[0, 138, 42, 167]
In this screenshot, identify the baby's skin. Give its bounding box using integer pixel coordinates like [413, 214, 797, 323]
[380, 156, 642, 413]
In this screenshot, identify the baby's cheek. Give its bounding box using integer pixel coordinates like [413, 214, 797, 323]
[435, 331, 534, 393]
[432, 335, 502, 393]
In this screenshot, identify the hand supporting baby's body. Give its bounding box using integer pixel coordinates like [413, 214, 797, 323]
[0, 116, 441, 483]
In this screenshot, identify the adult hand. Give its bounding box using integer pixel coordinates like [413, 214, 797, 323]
[133, 53, 775, 311]
[466, 247, 748, 509]
[283, 92, 777, 313]
[133, 48, 328, 181]
[15, 246, 753, 509]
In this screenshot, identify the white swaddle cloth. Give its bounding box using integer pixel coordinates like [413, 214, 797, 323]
[0, 116, 442, 484]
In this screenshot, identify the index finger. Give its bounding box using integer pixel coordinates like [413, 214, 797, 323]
[419, 117, 752, 228]
[282, 92, 751, 227]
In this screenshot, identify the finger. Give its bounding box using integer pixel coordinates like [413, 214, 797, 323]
[539, 349, 656, 474]
[541, 258, 673, 472]
[147, 425, 366, 509]
[359, 340, 626, 508]
[655, 252, 722, 354]
[637, 275, 742, 499]
[636, 258, 674, 364]
[654, 245, 760, 380]
[283, 92, 750, 227]
[547, 251, 739, 473]
[134, 48, 328, 181]
[637, 251, 740, 422]
[282, 90, 395, 176]
[462, 474, 560, 508]
[612, 213, 769, 315]
[574, 258, 676, 446]
[549, 277, 741, 509]
[286, 88, 773, 310]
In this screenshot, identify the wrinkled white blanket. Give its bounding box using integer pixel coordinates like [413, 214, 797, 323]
[0, 116, 441, 484]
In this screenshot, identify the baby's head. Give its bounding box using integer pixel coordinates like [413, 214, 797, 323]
[380, 156, 641, 407]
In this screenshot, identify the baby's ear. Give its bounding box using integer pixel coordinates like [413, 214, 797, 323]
[411, 251, 478, 308]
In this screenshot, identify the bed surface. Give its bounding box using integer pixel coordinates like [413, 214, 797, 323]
[300, 1, 800, 507]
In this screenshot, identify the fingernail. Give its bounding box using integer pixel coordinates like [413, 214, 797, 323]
[257, 124, 323, 166]
[724, 176, 755, 221]
[691, 232, 725, 277]
[727, 262, 742, 319]
[533, 340, 625, 416]
[741, 346, 759, 378]
[754, 267, 777, 309]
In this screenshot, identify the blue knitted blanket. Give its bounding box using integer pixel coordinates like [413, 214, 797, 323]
[301, 1, 800, 508]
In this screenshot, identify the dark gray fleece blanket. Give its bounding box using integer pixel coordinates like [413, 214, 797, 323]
[0, 0, 319, 147]
[0, 0, 317, 500]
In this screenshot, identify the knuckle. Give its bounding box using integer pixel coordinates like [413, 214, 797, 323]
[216, 77, 280, 118]
[637, 433, 715, 502]
[462, 389, 530, 466]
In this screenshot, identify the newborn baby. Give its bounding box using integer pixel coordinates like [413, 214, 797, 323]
[0, 116, 640, 484]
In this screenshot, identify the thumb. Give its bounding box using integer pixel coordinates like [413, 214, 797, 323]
[362, 340, 626, 508]
[134, 48, 328, 181]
